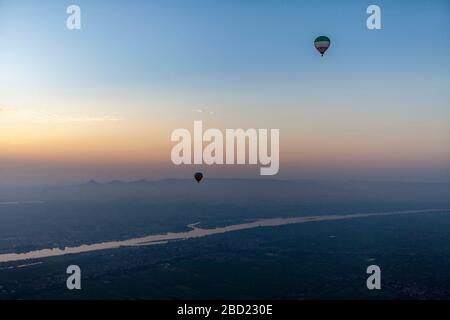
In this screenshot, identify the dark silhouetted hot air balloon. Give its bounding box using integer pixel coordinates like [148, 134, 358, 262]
[194, 172, 203, 183]
[314, 36, 330, 56]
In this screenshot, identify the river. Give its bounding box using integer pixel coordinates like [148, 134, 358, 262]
[0, 208, 448, 263]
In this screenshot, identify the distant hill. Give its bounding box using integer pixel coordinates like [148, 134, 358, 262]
[2, 179, 450, 209]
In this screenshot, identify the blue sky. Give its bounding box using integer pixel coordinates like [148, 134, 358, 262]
[0, 0, 449, 185]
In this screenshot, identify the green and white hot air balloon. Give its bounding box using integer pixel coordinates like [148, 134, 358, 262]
[314, 36, 331, 57]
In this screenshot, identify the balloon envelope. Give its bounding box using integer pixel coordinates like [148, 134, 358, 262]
[194, 172, 203, 183]
[314, 36, 331, 56]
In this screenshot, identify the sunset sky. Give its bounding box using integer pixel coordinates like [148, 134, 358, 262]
[0, 0, 449, 186]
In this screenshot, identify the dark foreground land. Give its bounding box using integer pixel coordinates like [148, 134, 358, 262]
[1, 180, 450, 299]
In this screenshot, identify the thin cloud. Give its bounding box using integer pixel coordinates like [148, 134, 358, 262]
[193, 108, 214, 116]
[58, 116, 121, 123]
[0, 108, 121, 123]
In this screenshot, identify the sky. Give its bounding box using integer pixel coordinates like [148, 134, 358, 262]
[0, 0, 449, 186]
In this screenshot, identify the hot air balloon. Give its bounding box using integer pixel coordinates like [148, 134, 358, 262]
[314, 36, 330, 56]
[194, 172, 203, 183]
